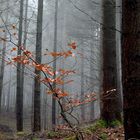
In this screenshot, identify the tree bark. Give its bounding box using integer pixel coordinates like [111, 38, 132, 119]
[16, 0, 24, 131]
[101, 0, 121, 124]
[6, 66, 12, 112]
[0, 0, 9, 112]
[122, 0, 140, 139]
[52, 0, 58, 128]
[33, 0, 43, 132]
[0, 32, 6, 112]
[90, 41, 95, 121]
[80, 46, 85, 121]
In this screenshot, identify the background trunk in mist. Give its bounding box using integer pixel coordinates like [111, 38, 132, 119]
[122, 0, 140, 139]
[52, 0, 58, 127]
[16, 0, 24, 131]
[101, 0, 121, 123]
[80, 46, 85, 121]
[22, 0, 28, 129]
[33, 0, 43, 132]
[0, 32, 6, 111]
[90, 41, 95, 121]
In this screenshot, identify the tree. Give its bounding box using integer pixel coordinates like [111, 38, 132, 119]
[90, 40, 95, 121]
[101, 0, 121, 124]
[0, 30, 6, 112]
[6, 64, 12, 113]
[122, 0, 140, 139]
[33, 0, 43, 132]
[80, 46, 85, 121]
[16, 0, 24, 131]
[52, 0, 58, 128]
[2, 1, 97, 138]
[21, 0, 28, 96]
[0, 0, 9, 112]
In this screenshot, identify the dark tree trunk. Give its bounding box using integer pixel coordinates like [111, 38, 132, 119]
[122, 0, 140, 139]
[21, 0, 28, 97]
[33, 0, 43, 132]
[101, 0, 121, 124]
[16, 0, 24, 131]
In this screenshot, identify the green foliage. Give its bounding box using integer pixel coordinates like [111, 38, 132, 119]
[47, 131, 58, 138]
[47, 131, 66, 139]
[86, 124, 96, 132]
[16, 131, 26, 136]
[84, 128, 93, 135]
[99, 133, 108, 140]
[64, 136, 76, 140]
[109, 120, 122, 127]
[86, 119, 107, 132]
[95, 120, 107, 128]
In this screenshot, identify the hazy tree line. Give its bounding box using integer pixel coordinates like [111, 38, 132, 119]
[0, 0, 140, 139]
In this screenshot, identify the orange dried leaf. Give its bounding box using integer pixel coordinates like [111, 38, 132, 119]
[57, 92, 69, 98]
[54, 77, 64, 85]
[11, 47, 17, 52]
[68, 42, 77, 49]
[41, 77, 54, 83]
[22, 59, 29, 64]
[23, 50, 32, 56]
[64, 80, 74, 85]
[35, 64, 43, 71]
[47, 90, 55, 94]
[42, 67, 54, 76]
[50, 52, 62, 57]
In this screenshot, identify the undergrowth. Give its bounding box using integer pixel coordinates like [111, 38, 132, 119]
[0, 119, 123, 140]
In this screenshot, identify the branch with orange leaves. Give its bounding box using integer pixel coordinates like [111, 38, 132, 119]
[0, 19, 97, 140]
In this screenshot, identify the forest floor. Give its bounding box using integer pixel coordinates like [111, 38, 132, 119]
[0, 120, 124, 140]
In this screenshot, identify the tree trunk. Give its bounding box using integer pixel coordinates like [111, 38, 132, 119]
[6, 66, 12, 112]
[116, 0, 123, 115]
[101, 0, 121, 124]
[81, 46, 85, 121]
[52, 0, 58, 128]
[90, 41, 95, 121]
[0, 32, 6, 112]
[16, 0, 24, 131]
[122, 0, 140, 139]
[21, 0, 28, 129]
[0, 0, 9, 112]
[33, 0, 43, 132]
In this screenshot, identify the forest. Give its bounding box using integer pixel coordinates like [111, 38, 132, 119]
[0, 0, 140, 140]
